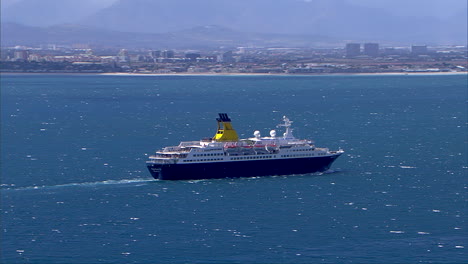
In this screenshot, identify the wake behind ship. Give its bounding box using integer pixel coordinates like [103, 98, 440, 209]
[147, 113, 343, 180]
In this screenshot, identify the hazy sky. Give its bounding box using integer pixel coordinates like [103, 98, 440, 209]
[2, 0, 466, 44]
[2, 0, 466, 19]
[2, 0, 116, 9]
[351, 0, 467, 18]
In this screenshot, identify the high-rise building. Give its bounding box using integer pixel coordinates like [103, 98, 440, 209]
[149, 50, 161, 58]
[217, 51, 235, 63]
[13, 50, 29, 61]
[363, 43, 379, 57]
[185, 53, 201, 61]
[117, 49, 129, 62]
[411, 45, 428, 55]
[162, 50, 175, 58]
[345, 43, 361, 57]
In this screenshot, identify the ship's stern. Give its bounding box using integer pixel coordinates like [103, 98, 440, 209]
[147, 163, 163, 180]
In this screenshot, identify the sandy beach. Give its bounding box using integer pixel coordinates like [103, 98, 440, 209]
[3, 71, 466, 77]
[97, 71, 468, 77]
[0, 72, 468, 76]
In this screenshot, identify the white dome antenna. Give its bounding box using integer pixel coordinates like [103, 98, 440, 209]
[270, 130, 276, 137]
[253, 130, 261, 138]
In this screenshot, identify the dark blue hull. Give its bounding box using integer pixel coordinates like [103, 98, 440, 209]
[147, 154, 342, 180]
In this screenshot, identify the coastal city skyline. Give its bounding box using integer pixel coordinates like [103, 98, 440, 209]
[2, 43, 467, 75]
[2, 0, 466, 74]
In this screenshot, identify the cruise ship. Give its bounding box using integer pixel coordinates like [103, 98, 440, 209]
[147, 113, 344, 180]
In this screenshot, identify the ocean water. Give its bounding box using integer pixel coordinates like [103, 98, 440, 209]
[1, 74, 466, 263]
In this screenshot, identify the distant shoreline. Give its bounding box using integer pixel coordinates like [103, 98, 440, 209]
[1, 71, 467, 77]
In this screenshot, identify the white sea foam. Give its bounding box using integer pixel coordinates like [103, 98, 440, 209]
[3, 178, 156, 191]
[399, 165, 417, 169]
[323, 169, 340, 174]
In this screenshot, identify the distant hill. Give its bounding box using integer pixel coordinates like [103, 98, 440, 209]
[2, 0, 466, 46]
[77, 0, 467, 44]
[0, 23, 336, 49]
[1, 23, 146, 48]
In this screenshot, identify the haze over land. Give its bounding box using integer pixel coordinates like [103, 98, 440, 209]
[1, 0, 467, 47]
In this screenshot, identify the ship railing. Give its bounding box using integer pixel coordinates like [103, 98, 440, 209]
[287, 139, 310, 145]
[150, 153, 188, 159]
[315, 147, 330, 152]
[163, 146, 182, 152]
[178, 141, 201, 147]
[146, 159, 177, 164]
[161, 146, 193, 153]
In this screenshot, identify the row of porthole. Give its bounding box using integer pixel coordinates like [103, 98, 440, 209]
[183, 158, 224, 162]
[193, 153, 223, 157]
[288, 149, 314, 152]
[281, 154, 314, 157]
[231, 156, 273, 160]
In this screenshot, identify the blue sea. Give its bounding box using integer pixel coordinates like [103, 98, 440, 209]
[1, 74, 466, 263]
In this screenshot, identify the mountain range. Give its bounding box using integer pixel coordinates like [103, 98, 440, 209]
[2, 0, 467, 47]
[0, 23, 336, 49]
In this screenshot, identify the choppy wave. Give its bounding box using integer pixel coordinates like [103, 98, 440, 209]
[1, 178, 156, 192]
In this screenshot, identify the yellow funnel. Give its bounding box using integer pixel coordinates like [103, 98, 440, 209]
[213, 113, 239, 142]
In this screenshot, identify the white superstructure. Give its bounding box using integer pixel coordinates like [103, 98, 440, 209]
[147, 116, 343, 165]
